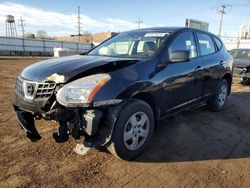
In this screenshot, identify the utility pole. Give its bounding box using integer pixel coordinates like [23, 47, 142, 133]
[18, 16, 25, 38]
[135, 17, 143, 29]
[218, 4, 231, 37]
[77, 6, 82, 42]
[18, 16, 25, 55]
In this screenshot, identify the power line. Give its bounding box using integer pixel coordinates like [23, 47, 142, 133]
[217, 4, 232, 37]
[135, 17, 143, 29]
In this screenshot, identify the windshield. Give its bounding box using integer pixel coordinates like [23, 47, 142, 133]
[88, 30, 173, 58]
[231, 49, 250, 60]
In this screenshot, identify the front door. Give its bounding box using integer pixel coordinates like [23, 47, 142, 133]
[160, 31, 203, 117]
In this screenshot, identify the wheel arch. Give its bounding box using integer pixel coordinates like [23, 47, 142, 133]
[222, 73, 232, 95]
[116, 81, 161, 129]
[132, 92, 160, 129]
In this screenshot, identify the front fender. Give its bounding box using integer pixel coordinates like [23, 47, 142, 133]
[92, 74, 155, 102]
[117, 81, 154, 99]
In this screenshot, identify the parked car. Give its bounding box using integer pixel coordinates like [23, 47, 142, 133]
[13, 27, 233, 160]
[230, 48, 250, 83]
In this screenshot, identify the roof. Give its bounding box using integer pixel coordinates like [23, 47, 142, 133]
[126, 27, 183, 33]
[123, 27, 215, 36]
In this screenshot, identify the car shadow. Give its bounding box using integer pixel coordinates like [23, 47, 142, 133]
[135, 91, 250, 163]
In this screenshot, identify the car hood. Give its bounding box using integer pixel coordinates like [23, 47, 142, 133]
[234, 58, 250, 68]
[21, 55, 138, 82]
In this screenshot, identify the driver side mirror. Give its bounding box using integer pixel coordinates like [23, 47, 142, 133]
[169, 50, 190, 63]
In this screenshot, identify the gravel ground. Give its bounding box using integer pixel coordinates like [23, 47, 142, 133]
[0, 58, 250, 187]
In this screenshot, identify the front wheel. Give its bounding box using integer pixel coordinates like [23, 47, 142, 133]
[107, 99, 154, 160]
[207, 79, 229, 111]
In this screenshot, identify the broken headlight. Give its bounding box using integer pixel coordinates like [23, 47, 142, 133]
[56, 74, 111, 107]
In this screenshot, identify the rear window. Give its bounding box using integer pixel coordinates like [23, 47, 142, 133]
[197, 33, 216, 56]
[212, 36, 223, 50]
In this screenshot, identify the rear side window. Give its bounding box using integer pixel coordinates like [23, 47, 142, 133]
[212, 36, 223, 50]
[197, 33, 216, 56]
[168, 31, 197, 58]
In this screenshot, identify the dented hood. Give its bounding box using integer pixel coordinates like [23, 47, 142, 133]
[21, 55, 137, 82]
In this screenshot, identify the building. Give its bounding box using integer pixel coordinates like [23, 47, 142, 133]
[0, 36, 92, 56]
[54, 32, 118, 45]
[221, 24, 250, 50]
[92, 32, 117, 44]
[238, 24, 250, 39]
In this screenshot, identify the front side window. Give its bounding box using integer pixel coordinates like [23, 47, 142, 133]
[88, 31, 173, 58]
[168, 31, 197, 59]
[197, 33, 216, 56]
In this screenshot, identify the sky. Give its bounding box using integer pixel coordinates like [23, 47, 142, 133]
[0, 0, 249, 37]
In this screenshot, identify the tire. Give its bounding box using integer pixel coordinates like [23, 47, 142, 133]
[207, 79, 229, 111]
[107, 99, 155, 160]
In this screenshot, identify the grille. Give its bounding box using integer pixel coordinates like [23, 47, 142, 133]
[35, 82, 56, 99]
[15, 77, 56, 100]
[15, 77, 24, 97]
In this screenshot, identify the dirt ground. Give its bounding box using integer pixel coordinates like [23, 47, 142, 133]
[0, 57, 250, 188]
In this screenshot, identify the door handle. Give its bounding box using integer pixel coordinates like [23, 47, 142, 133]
[195, 66, 202, 71]
[220, 60, 225, 65]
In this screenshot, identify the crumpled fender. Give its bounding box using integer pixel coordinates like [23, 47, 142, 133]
[92, 101, 127, 146]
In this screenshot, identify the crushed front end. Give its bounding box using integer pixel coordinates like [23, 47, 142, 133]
[241, 66, 250, 83]
[13, 74, 122, 146]
[234, 66, 250, 84]
[13, 76, 58, 141]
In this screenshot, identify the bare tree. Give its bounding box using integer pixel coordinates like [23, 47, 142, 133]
[24, 32, 35, 38]
[83, 31, 92, 43]
[36, 30, 48, 39]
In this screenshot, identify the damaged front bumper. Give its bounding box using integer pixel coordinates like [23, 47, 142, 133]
[13, 93, 123, 147]
[15, 108, 42, 141]
[14, 104, 105, 144]
[242, 71, 250, 83]
[13, 76, 124, 146]
[234, 66, 250, 83]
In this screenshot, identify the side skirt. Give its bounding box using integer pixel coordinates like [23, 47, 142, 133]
[159, 94, 212, 120]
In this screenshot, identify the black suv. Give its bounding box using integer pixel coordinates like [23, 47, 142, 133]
[13, 27, 233, 160]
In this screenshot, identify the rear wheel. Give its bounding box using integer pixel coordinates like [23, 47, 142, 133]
[207, 79, 229, 111]
[107, 99, 154, 160]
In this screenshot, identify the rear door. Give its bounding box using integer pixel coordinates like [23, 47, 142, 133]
[195, 32, 221, 96]
[160, 31, 203, 116]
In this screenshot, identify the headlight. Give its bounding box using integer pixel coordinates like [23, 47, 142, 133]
[56, 74, 111, 107]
